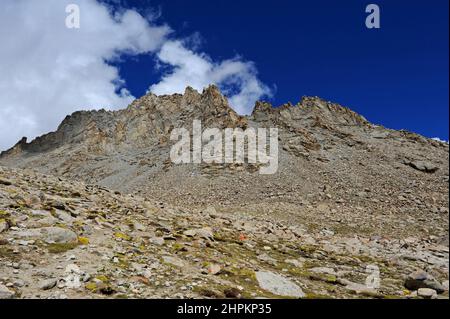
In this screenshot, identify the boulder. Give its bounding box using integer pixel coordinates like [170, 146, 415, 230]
[404, 270, 445, 293]
[41, 227, 78, 244]
[0, 284, 14, 299]
[255, 271, 305, 298]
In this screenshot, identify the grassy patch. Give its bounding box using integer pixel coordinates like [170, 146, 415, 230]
[47, 242, 79, 253]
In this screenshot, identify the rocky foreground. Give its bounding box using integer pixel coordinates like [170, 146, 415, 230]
[0, 166, 448, 299]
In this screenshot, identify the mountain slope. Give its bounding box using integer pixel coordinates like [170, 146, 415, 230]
[0, 165, 448, 299]
[1, 86, 448, 235]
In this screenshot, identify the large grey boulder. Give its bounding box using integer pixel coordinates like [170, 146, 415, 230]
[41, 227, 78, 244]
[404, 160, 439, 173]
[255, 271, 305, 298]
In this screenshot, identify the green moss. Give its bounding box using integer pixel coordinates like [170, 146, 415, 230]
[0, 210, 10, 217]
[114, 232, 132, 241]
[114, 254, 131, 269]
[286, 267, 312, 278]
[305, 293, 332, 299]
[171, 242, 186, 252]
[47, 242, 79, 253]
[234, 268, 257, 280]
[85, 282, 98, 292]
[309, 273, 338, 284]
[95, 275, 109, 283]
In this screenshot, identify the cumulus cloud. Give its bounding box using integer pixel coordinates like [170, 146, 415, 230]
[0, 0, 170, 150]
[149, 40, 273, 115]
[0, 0, 272, 151]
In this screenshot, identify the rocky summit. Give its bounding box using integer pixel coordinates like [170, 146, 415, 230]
[0, 86, 448, 299]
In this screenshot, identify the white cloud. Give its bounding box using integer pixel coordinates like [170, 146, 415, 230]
[432, 137, 449, 144]
[149, 40, 273, 115]
[0, 0, 272, 151]
[0, 0, 170, 151]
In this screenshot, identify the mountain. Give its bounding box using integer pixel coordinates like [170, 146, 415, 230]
[0, 86, 448, 299]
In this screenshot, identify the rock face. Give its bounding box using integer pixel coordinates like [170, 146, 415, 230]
[0, 86, 448, 299]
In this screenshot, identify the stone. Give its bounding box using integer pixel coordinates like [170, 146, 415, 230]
[285, 259, 303, 268]
[404, 270, 445, 293]
[0, 178, 12, 186]
[0, 219, 8, 233]
[65, 264, 81, 274]
[406, 160, 439, 173]
[196, 227, 214, 240]
[183, 229, 197, 237]
[203, 206, 217, 216]
[257, 253, 277, 265]
[133, 221, 145, 231]
[41, 227, 78, 244]
[39, 279, 57, 290]
[30, 210, 52, 217]
[36, 216, 58, 227]
[224, 287, 241, 298]
[162, 256, 185, 268]
[54, 210, 74, 224]
[207, 264, 222, 275]
[342, 280, 379, 297]
[417, 288, 437, 299]
[442, 280, 449, 291]
[150, 237, 164, 246]
[64, 264, 83, 289]
[0, 284, 14, 299]
[12, 228, 42, 239]
[255, 271, 305, 298]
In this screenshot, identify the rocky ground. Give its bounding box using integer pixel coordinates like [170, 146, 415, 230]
[0, 166, 448, 299]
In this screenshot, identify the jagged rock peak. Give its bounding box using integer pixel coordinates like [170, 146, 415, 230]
[252, 101, 274, 115]
[250, 95, 369, 127]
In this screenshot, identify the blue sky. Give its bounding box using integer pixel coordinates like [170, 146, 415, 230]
[0, 0, 448, 150]
[114, 0, 449, 140]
